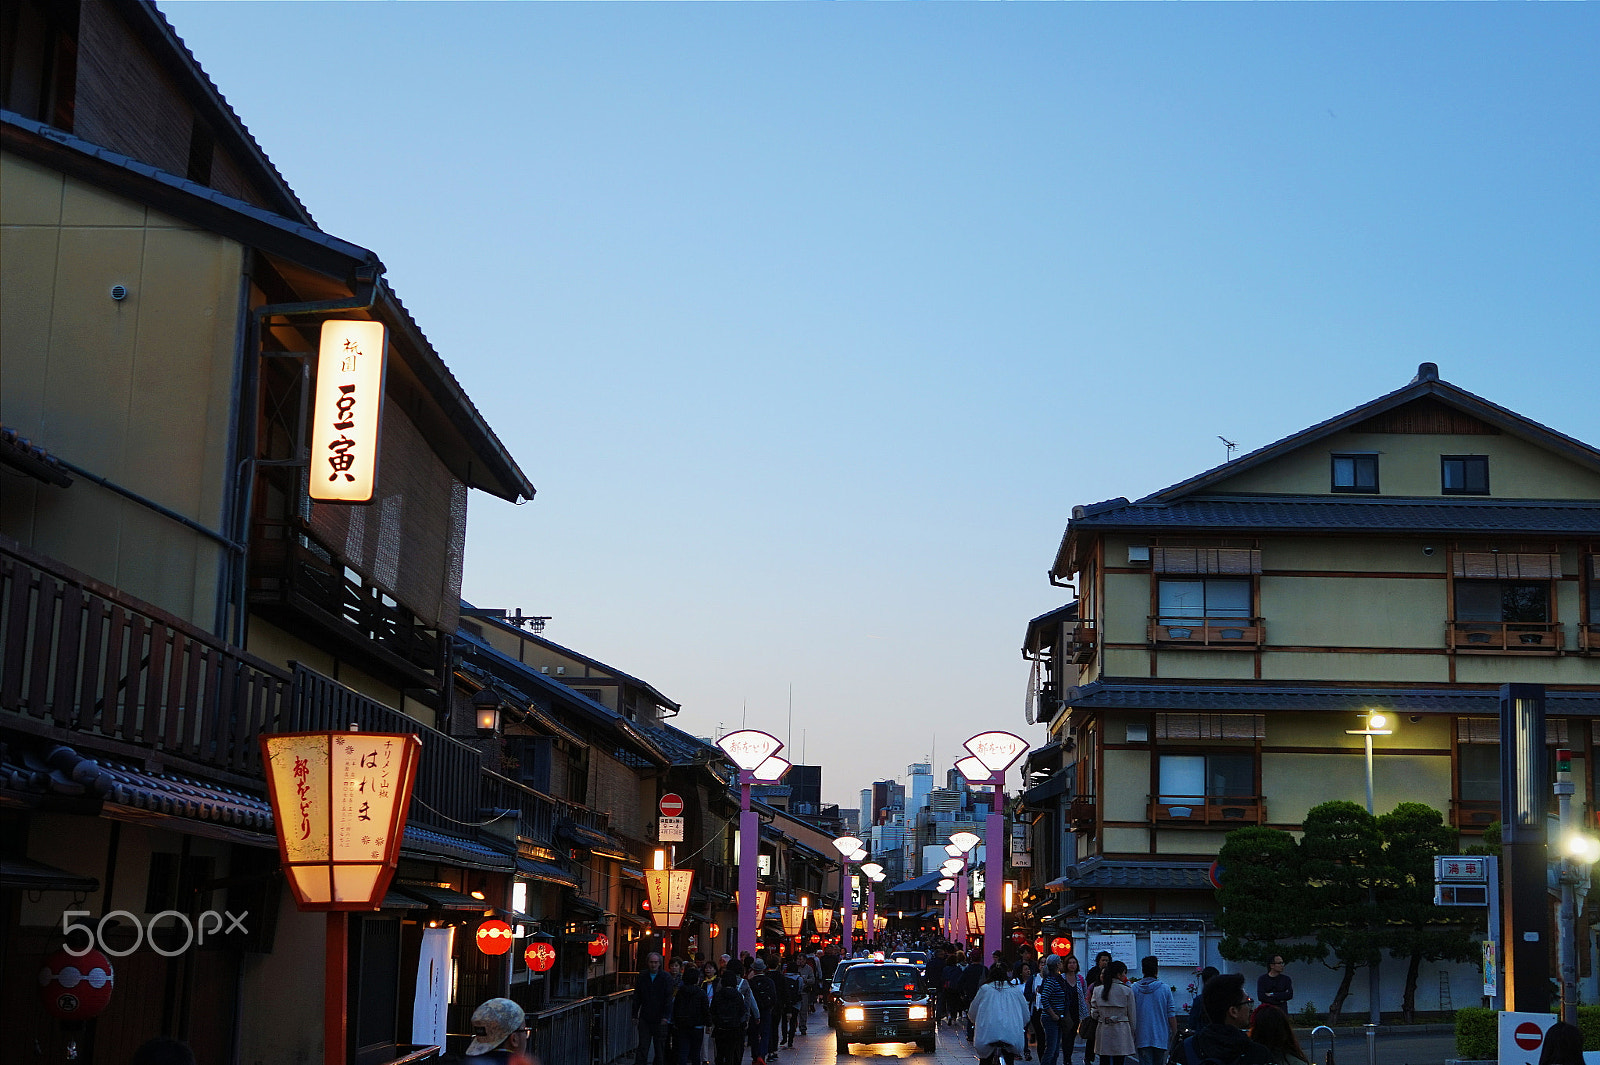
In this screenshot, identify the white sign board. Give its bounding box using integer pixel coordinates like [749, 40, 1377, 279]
[1496, 1012, 1600, 1065]
[1150, 933, 1201, 968]
[658, 816, 684, 842]
[310, 320, 387, 503]
[1086, 933, 1140, 972]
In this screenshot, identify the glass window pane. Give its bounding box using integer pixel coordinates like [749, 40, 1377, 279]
[1159, 581, 1205, 624]
[1354, 456, 1377, 489]
[1158, 755, 1206, 801]
[1443, 459, 1464, 490]
[1332, 456, 1355, 487]
[1208, 754, 1255, 797]
[1503, 582, 1549, 623]
[1465, 459, 1489, 493]
[1455, 582, 1502, 622]
[1460, 745, 1499, 801]
[1204, 580, 1252, 619]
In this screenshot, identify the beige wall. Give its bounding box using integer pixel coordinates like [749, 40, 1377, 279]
[2, 152, 242, 629]
[246, 617, 406, 713]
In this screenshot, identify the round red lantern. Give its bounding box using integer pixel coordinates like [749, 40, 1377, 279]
[1051, 937, 1073, 957]
[587, 932, 609, 957]
[476, 919, 514, 956]
[1011, 931, 1028, 944]
[1033, 935, 1045, 955]
[38, 948, 115, 1020]
[708, 922, 721, 939]
[525, 939, 556, 973]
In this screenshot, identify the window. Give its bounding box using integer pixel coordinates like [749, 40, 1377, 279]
[1158, 752, 1255, 801]
[1455, 581, 1550, 623]
[1158, 579, 1251, 624]
[1331, 453, 1379, 493]
[1458, 745, 1499, 802]
[1442, 456, 1490, 495]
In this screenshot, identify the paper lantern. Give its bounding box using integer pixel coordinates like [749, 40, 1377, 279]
[1051, 937, 1073, 957]
[477, 919, 514, 955]
[587, 933, 610, 957]
[1034, 936, 1046, 955]
[779, 903, 806, 938]
[644, 869, 695, 929]
[525, 939, 556, 973]
[812, 909, 834, 934]
[260, 731, 422, 910]
[708, 922, 721, 939]
[38, 949, 114, 1020]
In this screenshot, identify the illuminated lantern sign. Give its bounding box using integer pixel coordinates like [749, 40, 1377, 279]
[587, 933, 610, 957]
[1051, 937, 1073, 957]
[1034, 935, 1046, 955]
[779, 903, 806, 938]
[644, 869, 695, 929]
[38, 949, 114, 1020]
[708, 922, 721, 939]
[812, 909, 833, 934]
[309, 320, 387, 503]
[525, 939, 556, 973]
[260, 731, 422, 910]
[476, 920, 514, 955]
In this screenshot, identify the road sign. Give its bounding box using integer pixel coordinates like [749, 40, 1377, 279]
[1435, 856, 1489, 882]
[659, 793, 684, 817]
[659, 816, 684, 842]
[1499, 1011, 1553, 1065]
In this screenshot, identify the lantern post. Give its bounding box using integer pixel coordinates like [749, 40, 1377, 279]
[960, 732, 1027, 960]
[717, 731, 787, 956]
[832, 835, 865, 955]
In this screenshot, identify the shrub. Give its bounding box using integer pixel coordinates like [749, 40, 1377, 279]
[1578, 1005, 1600, 1050]
[1295, 1001, 1319, 1027]
[1455, 1007, 1496, 1060]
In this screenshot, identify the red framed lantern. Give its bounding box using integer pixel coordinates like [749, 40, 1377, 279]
[587, 932, 610, 957]
[1034, 935, 1046, 955]
[476, 919, 514, 956]
[525, 938, 556, 973]
[38, 948, 114, 1020]
[1051, 937, 1073, 957]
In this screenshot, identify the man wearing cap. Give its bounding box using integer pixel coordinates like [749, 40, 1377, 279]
[464, 997, 529, 1063]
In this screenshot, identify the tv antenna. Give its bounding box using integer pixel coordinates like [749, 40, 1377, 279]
[1218, 436, 1238, 462]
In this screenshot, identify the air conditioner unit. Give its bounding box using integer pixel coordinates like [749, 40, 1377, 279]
[1128, 545, 1151, 564]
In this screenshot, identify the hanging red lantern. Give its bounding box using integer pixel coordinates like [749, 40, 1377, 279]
[708, 922, 721, 939]
[1011, 931, 1028, 944]
[38, 948, 115, 1020]
[476, 919, 514, 956]
[1033, 935, 1045, 955]
[525, 939, 556, 973]
[1051, 937, 1073, 957]
[587, 932, 610, 957]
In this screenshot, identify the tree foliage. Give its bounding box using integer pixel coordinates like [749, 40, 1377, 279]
[1377, 802, 1479, 1020]
[1215, 826, 1314, 966]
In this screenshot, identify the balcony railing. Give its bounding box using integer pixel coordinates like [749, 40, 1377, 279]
[1069, 622, 1097, 664]
[1448, 621, 1563, 653]
[1, 536, 291, 783]
[1149, 795, 1266, 826]
[1148, 617, 1264, 648]
[1451, 798, 1500, 832]
[1068, 796, 1096, 830]
[1581, 623, 1600, 654]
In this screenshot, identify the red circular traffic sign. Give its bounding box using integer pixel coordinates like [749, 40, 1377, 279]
[660, 793, 684, 817]
[1514, 1022, 1544, 1051]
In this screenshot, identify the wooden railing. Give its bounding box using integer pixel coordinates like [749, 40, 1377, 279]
[1451, 798, 1500, 831]
[1447, 620, 1562, 653]
[0, 536, 291, 783]
[1148, 617, 1264, 648]
[1149, 795, 1266, 825]
[1069, 621, 1097, 663]
[482, 771, 611, 846]
[1580, 623, 1599, 654]
[528, 997, 595, 1065]
[596, 990, 640, 1065]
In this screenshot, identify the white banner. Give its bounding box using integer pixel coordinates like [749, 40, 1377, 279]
[412, 925, 455, 1049]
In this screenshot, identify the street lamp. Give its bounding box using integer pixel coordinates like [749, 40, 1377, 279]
[1345, 710, 1393, 1027]
[961, 730, 1027, 959]
[719, 729, 783, 956]
[1556, 745, 1599, 1024]
[832, 835, 864, 955]
[860, 862, 883, 941]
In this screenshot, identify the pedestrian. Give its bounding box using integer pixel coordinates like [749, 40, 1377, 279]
[1085, 952, 1113, 992]
[748, 957, 780, 1064]
[463, 997, 531, 1064]
[1088, 960, 1136, 1065]
[1538, 1022, 1585, 1065]
[779, 958, 802, 1047]
[798, 952, 820, 1035]
[971, 963, 1033, 1065]
[675, 969, 711, 1065]
[1130, 957, 1176, 1065]
[942, 952, 968, 1025]
[958, 951, 987, 1034]
[711, 969, 752, 1065]
[1062, 954, 1089, 1065]
[1247, 1007, 1309, 1065]
[1016, 959, 1039, 1060]
[1185, 968, 1219, 1035]
[1256, 957, 1293, 1013]
[635, 953, 676, 1065]
[1180, 973, 1273, 1065]
[1036, 955, 1079, 1065]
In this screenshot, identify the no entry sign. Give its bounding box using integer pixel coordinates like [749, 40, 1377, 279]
[659, 793, 684, 817]
[1498, 1011, 1553, 1065]
[1515, 1023, 1543, 1051]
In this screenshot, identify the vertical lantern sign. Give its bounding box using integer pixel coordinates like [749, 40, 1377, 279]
[261, 731, 421, 909]
[310, 320, 387, 503]
[644, 869, 695, 929]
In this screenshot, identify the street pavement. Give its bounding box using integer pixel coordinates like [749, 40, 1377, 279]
[761, 1013, 1459, 1065]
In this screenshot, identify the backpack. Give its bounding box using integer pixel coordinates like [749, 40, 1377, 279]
[1180, 1035, 1227, 1065]
[750, 974, 778, 1016]
[780, 973, 802, 1008]
[712, 986, 748, 1031]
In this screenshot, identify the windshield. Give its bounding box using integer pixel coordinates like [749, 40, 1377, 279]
[841, 965, 924, 999]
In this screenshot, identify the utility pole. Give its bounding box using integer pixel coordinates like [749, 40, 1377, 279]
[1556, 747, 1579, 1024]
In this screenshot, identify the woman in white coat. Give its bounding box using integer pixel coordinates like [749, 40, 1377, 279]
[970, 964, 1033, 1065]
[1087, 960, 1137, 1065]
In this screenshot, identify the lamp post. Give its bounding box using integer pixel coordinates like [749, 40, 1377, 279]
[718, 730, 785, 956]
[1346, 711, 1392, 1027]
[1554, 747, 1598, 1024]
[960, 731, 1027, 960]
[860, 862, 884, 944]
[833, 835, 864, 955]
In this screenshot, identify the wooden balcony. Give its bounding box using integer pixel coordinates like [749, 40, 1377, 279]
[1447, 621, 1563, 654]
[1069, 622, 1097, 664]
[1149, 795, 1266, 826]
[1581, 624, 1600, 654]
[1148, 617, 1264, 648]
[1068, 796, 1096, 831]
[1451, 799, 1500, 832]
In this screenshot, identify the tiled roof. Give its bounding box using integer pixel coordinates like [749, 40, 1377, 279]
[1066, 495, 1600, 535]
[889, 870, 947, 894]
[402, 826, 515, 871]
[1066, 682, 1600, 715]
[1047, 858, 1213, 891]
[648, 724, 725, 768]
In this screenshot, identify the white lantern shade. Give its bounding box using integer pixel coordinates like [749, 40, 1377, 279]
[849, 848, 868, 862]
[645, 869, 695, 929]
[309, 321, 388, 503]
[752, 755, 791, 782]
[955, 756, 990, 783]
[813, 908, 834, 933]
[717, 730, 783, 772]
[949, 831, 981, 854]
[937, 878, 955, 892]
[859, 862, 883, 879]
[832, 835, 864, 856]
[964, 731, 1029, 773]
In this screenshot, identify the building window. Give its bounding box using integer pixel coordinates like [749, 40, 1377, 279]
[1442, 455, 1490, 495]
[1157, 579, 1251, 624]
[1456, 580, 1549, 624]
[1158, 752, 1254, 801]
[1331, 453, 1379, 493]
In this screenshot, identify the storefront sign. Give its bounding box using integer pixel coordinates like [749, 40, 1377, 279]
[1087, 933, 1140, 972]
[644, 869, 694, 929]
[310, 320, 387, 503]
[412, 925, 453, 1048]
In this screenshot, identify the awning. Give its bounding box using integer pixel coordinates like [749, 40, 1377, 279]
[889, 870, 945, 894]
[389, 882, 490, 911]
[1022, 769, 1071, 807]
[557, 820, 630, 860]
[0, 856, 99, 893]
[517, 857, 580, 889]
[621, 867, 645, 882]
[403, 825, 516, 871]
[1046, 858, 1214, 892]
[567, 895, 606, 919]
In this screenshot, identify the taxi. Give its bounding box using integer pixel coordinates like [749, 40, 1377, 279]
[832, 958, 935, 1055]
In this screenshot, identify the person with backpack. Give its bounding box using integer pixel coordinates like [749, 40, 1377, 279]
[778, 959, 803, 1048]
[748, 958, 780, 1065]
[674, 969, 711, 1065]
[1130, 957, 1176, 1065]
[797, 953, 820, 1035]
[1035, 955, 1078, 1065]
[971, 964, 1032, 1065]
[957, 952, 987, 1035]
[1181, 974, 1273, 1065]
[711, 969, 752, 1065]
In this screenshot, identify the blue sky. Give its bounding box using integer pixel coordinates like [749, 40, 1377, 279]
[163, 2, 1599, 807]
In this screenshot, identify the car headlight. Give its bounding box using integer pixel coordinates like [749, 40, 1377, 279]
[843, 1008, 865, 1022]
[908, 1006, 928, 1020]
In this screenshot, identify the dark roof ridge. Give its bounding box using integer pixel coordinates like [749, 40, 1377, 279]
[1141, 493, 1600, 510]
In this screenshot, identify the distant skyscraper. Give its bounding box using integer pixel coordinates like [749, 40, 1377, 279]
[784, 764, 822, 810]
[907, 762, 932, 813]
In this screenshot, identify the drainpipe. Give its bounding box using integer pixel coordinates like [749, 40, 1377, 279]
[230, 265, 383, 646]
